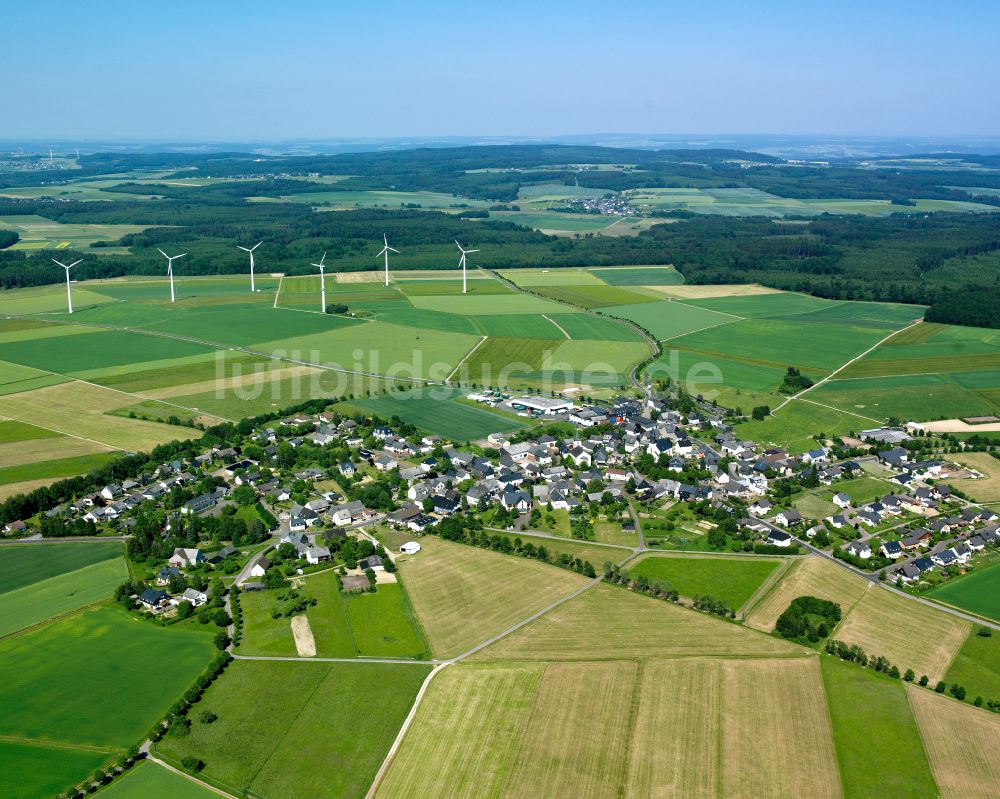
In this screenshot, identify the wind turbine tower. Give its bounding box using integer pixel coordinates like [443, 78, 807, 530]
[237, 241, 263, 292]
[455, 241, 479, 294]
[52, 258, 81, 313]
[157, 248, 187, 303]
[312, 252, 328, 312]
[377, 234, 399, 287]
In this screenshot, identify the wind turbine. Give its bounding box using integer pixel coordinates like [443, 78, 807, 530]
[237, 241, 263, 292]
[455, 241, 479, 294]
[157, 248, 186, 303]
[312, 251, 328, 313]
[377, 234, 399, 287]
[52, 258, 81, 314]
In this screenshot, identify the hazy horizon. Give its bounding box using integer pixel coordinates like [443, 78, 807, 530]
[5, 0, 999, 141]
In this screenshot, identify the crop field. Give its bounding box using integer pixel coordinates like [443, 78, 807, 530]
[0, 452, 120, 488]
[395, 537, 590, 658]
[379, 656, 840, 799]
[474, 582, 800, 661]
[346, 388, 526, 440]
[529, 284, 657, 308]
[544, 312, 644, 341]
[590, 266, 684, 285]
[0, 606, 214, 781]
[493, 210, 621, 234]
[745, 557, 871, 633]
[282, 188, 490, 211]
[410, 292, 567, 316]
[820, 657, 937, 799]
[0, 740, 109, 799]
[0, 542, 123, 594]
[157, 659, 429, 799]
[834, 588, 970, 682]
[928, 560, 1000, 622]
[89, 761, 219, 799]
[907, 684, 1000, 798]
[604, 299, 738, 340]
[0, 214, 148, 251]
[473, 313, 565, 338]
[628, 553, 782, 609]
[0, 556, 128, 638]
[498, 268, 604, 286]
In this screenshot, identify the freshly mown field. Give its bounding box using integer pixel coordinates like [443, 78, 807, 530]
[834, 587, 970, 682]
[628, 553, 782, 609]
[0, 556, 129, 638]
[907, 683, 1000, 798]
[745, 557, 870, 633]
[91, 761, 219, 799]
[396, 537, 590, 659]
[473, 582, 800, 661]
[944, 629, 1000, 705]
[377, 656, 840, 799]
[820, 656, 937, 799]
[485, 530, 630, 567]
[157, 659, 429, 799]
[0, 541, 123, 594]
[929, 560, 1000, 622]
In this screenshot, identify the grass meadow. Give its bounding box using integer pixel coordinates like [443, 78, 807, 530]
[157, 660, 429, 799]
[91, 761, 219, 799]
[928, 560, 1000, 622]
[0, 741, 109, 799]
[0, 542, 123, 594]
[628, 553, 782, 609]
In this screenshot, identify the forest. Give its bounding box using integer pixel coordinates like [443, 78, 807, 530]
[1, 144, 999, 316]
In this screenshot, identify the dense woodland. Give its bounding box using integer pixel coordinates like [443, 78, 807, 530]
[2, 144, 999, 319]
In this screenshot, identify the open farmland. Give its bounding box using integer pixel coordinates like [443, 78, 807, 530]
[0, 541, 123, 594]
[0, 214, 148, 252]
[88, 761, 219, 799]
[473, 582, 800, 661]
[0, 741, 109, 799]
[907, 684, 1000, 798]
[941, 451, 1000, 503]
[746, 557, 871, 633]
[944, 629, 1000, 704]
[157, 659, 429, 799]
[820, 657, 937, 799]
[834, 587, 970, 682]
[377, 656, 841, 799]
[628, 553, 783, 610]
[395, 537, 590, 659]
[928, 560, 1000, 622]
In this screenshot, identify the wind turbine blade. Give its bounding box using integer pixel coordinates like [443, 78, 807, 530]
[176, 253, 187, 260]
[52, 258, 67, 268]
[157, 248, 168, 258]
[388, 247, 400, 253]
[237, 246, 250, 252]
[68, 260, 82, 268]
[253, 241, 263, 250]
[467, 249, 480, 254]
[383, 233, 388, 246]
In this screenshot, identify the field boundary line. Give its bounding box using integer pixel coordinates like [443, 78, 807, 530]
[794, 396, 883, 424]
[542, 314, 571, 339]
[657, 316, 740, 343]
[662, 297, 746, 321]
[813, 656, 851, 799]
[145, 753, 243, 799]
[272, 276, 283, 309]
[445, 335, 487, 382]
[0, 733, 116, 754]
[62, 374, 234, 424]
[231, 654, 441, 665]
[772, 318, 924, 414]
[738, 558, 795, 619]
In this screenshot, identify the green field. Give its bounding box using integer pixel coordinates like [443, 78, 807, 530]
[0, 606, 214, 748]
[544, 312, 644, 342]
[92, 761, 219, 799]
[531, 284, 657, 308]
[628, 554, 781, 609]
[0, 542, 123, 595]
[944, 629, 1000, 703]
[157, 659, 430, 799]
[0, 452, 121, 486]
[240, 573, 428, 659]
[604, 299, 737, 340]
[820, 656, 937, 798]
[733, 400, 862, 453]
[0, 740, 110, 799]
[499, 268, 604, 286]
[0, 419, 61, 443]
[590, 266, 684, 285]
[929, 561, 1000, 622]
[346, 388, 526, 440]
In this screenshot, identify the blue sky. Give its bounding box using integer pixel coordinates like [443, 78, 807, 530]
[4, 0, 998, 140]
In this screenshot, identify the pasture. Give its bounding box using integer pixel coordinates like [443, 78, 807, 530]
[0, 556, 128, 638]
[473, 582, 799, 661]
[834, 587, 970, 682]
[928, 560, 1000, 622]
[820, 657, 937, 799]
[0, 541, 123, 594]
[944, 629, 1000, 704]
[733, 400, 863, 454]
[628, 553, 782, 609]
[907, 684, 1000, 798]
[395, 537, 590, 659]
[745, 556, 870, 633]
[157, 659, 429, 799]
[0, 606, 214, 748]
